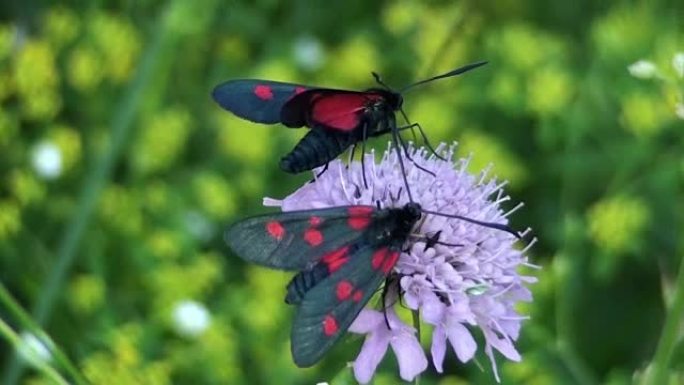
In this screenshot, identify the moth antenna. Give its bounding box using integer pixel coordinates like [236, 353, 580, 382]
[372, 71, 392, 90]
[390, 120, 415, 203]
[399, 61, 488, 94]
[421, 208, 522, 239]
[409, 232, 464, 249]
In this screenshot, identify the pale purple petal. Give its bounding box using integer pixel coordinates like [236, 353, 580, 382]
[349, 309, 384, 334]
[353, 329, 390, 384]
[400, 274, 431, 310]
[420, 292, 445, 325]
[485, 344, 501, 383]
[445, 322, 477, 363]
[482, 327, 521, 362]
[390, 332, 428, 381]
[430, 325, 447, 373]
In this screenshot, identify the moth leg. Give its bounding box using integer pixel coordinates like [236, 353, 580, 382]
[395, 128, 437, 177]
[380, 274, 403, 330]
[361, 122, 369, 189]
[390, 120, 414, 202]
[346, 143, 357, 169]
[372, 122, 416, 136]
[408, 121, 445, 161]
[398, 108, 419, 143]
[306, 163, 330, 184]
[315, 163, 329, 178]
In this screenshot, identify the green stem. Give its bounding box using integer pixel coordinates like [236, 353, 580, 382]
[1, 3, 175, 384]
[642, 255, 684, 385]
[0, 318, 70, 385]
[411, 309, 421, 385]
[0, 282, 87, 385]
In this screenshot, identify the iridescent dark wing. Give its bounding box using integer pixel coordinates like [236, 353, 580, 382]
[290, 244, 401, 367]
[281, 89, 387, 131]
[212, 80, 311, 124]
[224, 206, 376, 270]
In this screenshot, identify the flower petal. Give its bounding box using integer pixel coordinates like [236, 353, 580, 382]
[420, 292, 445, 325]
[430, 325, 447, 373]
[445, 322, 477, 362]
[353, 330, 390, 384]
[390, 332, 428, 381]
[349, 309, 384, 334]
[483, 327, 521, 362]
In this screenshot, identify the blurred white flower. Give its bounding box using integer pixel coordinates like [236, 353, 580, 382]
[31, 141, 62, 180]
[673, 52, 684, 78]
[628, 60, 657, 79]
[315, 382, 329, 385]
[293, 36, 325, 71]
[184, 210, 215, 242]
[18, 331, 52, 366]
[676, 103, 684, 120]
[172, 300, 211, 338]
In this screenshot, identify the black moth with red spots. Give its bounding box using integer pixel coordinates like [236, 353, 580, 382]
[224, 203, 422, 367]
[212, 62, 487, 174]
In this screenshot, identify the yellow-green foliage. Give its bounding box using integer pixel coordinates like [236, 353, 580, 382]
[588, 195, 650, 255]
[1, 2, 682, 385]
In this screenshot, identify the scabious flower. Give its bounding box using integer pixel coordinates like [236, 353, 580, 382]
[292, 35, 325, 72]
[172, 299, 211, 338]
[17, 331, 53, 366]
[627, 60, 657, 79]
[265, 143, 536, 383]
[672, 52, 684, 78]
[676, 103, 684, 120]
[31, 140, 63, 180]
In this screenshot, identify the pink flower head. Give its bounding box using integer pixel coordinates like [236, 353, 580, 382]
[265, 143, 536, 383]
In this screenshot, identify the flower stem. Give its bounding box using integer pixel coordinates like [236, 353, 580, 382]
[0, 317, 70, 385]
[412, 309, 421, 385]
[642, 255, 684, 385]
[0, 282, 87, 385]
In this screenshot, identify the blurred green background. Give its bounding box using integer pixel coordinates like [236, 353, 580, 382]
[0, 0, 683, 384]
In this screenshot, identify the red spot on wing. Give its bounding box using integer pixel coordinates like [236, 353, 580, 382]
[352, 290, 363, 302]
[348, 206, 373, 230]
[323, 315, 338, 336]
[371, 247, 388, 270]
[381, 251, 400, 273]
[322, 246, 349, 273]
[370, 248, 399, 273]
[304, 228, 323, 246]
[265, 221, 285, 241]
[254, 85, 274, 100]
[336, 280, 353, 301]
[310, 94, 375, 131]
[295, 86, 307, 94]
[309, 216, 322, 226]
